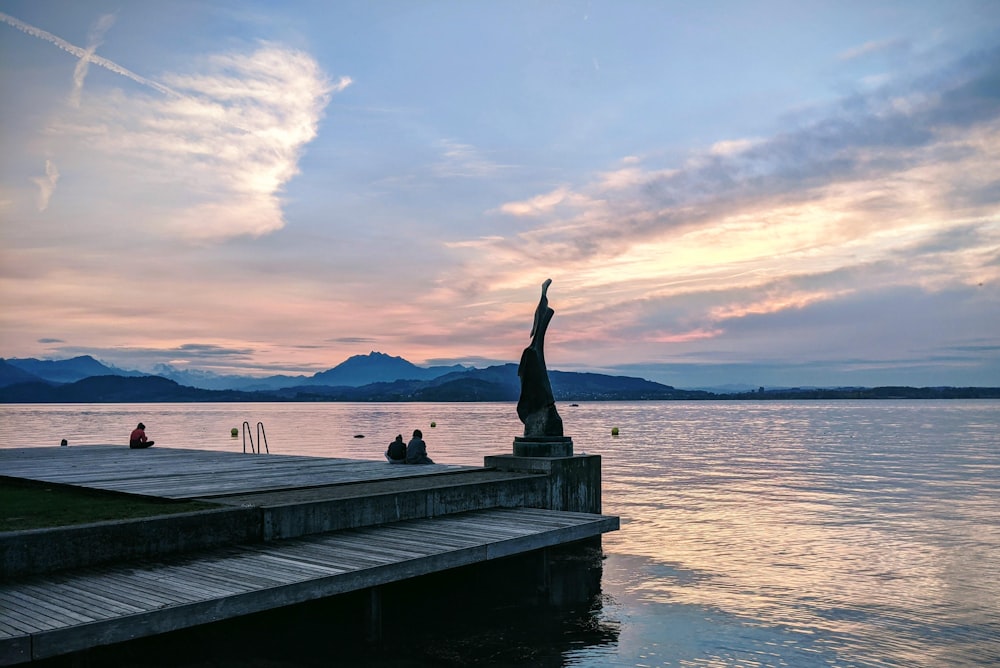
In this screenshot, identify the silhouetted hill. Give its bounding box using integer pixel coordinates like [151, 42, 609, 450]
[0, 375, 274, 403]
[309, 351, 469, 387]
[5, 355, 140, 383]
[0, 359, 47, 388]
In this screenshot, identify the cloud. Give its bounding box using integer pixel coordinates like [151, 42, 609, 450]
[172, 343, 257, 357]
[54, 45, 347, 241]
[474, 47, 1000, 288]
[432, 139, 509, 178]
[416, 46, 1000, 382]
[42, 342, 285, 375]
[32, 159, 59, 211]
[498, 186, 577, 216]
[2, 11, 348, 242]
[838, 37, 909, 62]
[69, 13, 116, 108]
[37, 338, 65, 344]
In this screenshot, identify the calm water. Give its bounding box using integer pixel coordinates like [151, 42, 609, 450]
[2, 400, 999, 667]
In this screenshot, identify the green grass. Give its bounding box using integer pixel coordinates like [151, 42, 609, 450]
[0, 478, 217, 532]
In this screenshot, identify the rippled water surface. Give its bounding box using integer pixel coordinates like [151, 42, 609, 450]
[2, 400, 999, 667]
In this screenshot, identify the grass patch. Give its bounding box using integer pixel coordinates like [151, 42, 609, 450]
[0, 478, 217, 532]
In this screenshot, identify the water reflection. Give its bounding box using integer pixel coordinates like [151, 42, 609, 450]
[592, 402, 1000, 667]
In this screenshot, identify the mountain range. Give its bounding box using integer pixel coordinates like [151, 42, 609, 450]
[2, 353, 998, 403]
[1, 352, 468, 391]
[0, 352, 701, 402]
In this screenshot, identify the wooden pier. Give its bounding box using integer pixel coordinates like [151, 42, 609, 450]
[0, 446, 618, 665]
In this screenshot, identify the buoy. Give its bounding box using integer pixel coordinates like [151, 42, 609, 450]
[430, 421, 436, 428]
[230, 428, 238, 437]
[611, 427, 619, 436]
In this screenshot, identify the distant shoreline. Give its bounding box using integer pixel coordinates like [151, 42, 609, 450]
[1, 375, 998, 404]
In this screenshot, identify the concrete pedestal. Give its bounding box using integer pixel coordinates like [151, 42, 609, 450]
[513, 436, 574, 457]
[484, 453, 602, 514]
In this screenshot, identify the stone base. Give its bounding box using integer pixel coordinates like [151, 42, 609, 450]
[484, 453, 601, 513]
[512, 436, 574, 457]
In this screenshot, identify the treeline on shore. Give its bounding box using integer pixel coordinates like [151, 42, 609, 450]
[0, 373, 997, 403]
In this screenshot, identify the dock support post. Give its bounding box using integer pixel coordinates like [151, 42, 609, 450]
[537, 547, 551, 600]
[364, 586, 383, 643]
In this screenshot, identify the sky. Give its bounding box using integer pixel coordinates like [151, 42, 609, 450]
[1, 1, 999, 389]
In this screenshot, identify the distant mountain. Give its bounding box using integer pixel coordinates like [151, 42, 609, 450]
[0, 359, 47, 388]
[150, 364, 310, 391]
[146, 351, 470, 390]
[309, 351, 470, 387]
[5, 355, 142, 384]
[413, 365, 702, 400]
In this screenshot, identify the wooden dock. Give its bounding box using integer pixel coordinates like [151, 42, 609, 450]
[0, 446, 618, 665]
[0, 445, 480, 499]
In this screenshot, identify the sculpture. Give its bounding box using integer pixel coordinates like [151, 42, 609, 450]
[517, 278, 564, 437]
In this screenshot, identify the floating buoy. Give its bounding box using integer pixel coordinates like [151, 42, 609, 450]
[430, 421, 436, 428]
[611, 427, 619, 436]
[354, 434, 365, 438]
[231, 428, 238, 437]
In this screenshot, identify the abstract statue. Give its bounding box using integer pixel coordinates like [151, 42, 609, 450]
[517, 278, 564, 437]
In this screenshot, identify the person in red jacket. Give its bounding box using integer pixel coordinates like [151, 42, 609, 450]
[129, 422, 155, 449]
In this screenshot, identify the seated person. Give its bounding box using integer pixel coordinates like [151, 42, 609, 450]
[405, 429, 434, 465]
[129, 422, 155, 449]
[385, 434, 406, 463]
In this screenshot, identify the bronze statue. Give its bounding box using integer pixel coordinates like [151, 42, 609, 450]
[517, 279, 564, 437]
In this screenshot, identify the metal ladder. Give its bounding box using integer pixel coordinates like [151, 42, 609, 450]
[242, 421, 269, 454]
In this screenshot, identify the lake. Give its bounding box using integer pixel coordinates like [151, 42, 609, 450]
[2, 400, 999, 667]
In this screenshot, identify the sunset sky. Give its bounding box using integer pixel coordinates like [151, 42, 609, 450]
[1, 1, 998, 388]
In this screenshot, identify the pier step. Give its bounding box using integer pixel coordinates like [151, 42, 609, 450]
[216, 468, 551, 539]
[0, 507, 619, 666]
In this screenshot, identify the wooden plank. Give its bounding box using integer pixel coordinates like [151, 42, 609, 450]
[372, 524, 487, 549]
[0, 593, 66, 631]
[0, 604, 48, 634]
[4, 585, 101, 625]
[60, 569, 191, 608]
[18, 581, 145, 618]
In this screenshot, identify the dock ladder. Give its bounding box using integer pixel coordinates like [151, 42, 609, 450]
[242, 421, 270, 454]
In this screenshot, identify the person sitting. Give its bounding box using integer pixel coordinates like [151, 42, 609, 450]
[385, 434, 406, 464]
[405, 429, 434, 465]
[129, 422, 155, 449]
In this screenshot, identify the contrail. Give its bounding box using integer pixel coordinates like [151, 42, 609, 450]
[70, 14, 116, 107]
[0, 11, 177, 97]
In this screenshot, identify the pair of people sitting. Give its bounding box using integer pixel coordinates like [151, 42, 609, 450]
[385, 429, 434, 465]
